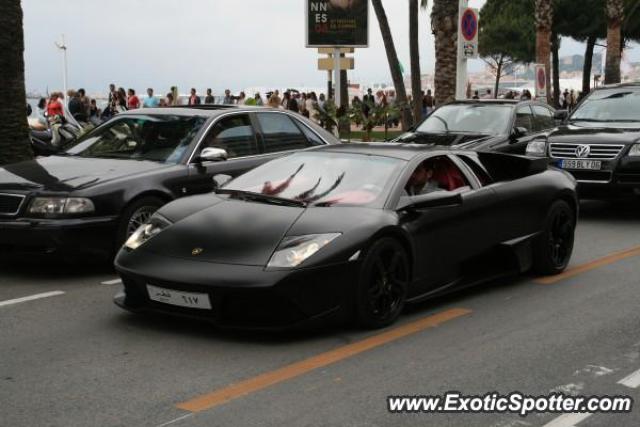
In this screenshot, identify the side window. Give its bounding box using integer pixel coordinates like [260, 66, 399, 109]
[458, 155, 493, 186]
[200, 114, 258, 159]
[257, 113, 310, 153]
[532, 105, 555, 131]
[298, 122, 327, 146]
[405, 156, 470, 196]
[515, 105, 534, 132]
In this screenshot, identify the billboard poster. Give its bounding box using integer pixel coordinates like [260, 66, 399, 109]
[306, 0, 369, 47]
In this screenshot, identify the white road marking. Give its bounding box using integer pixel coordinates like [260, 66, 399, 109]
[100, 278, 122, 286]
[0, 291, 65, 308]
[156, 413, 193, 427]
[618, 368, 640, 389]
[542, 413, 592, 427]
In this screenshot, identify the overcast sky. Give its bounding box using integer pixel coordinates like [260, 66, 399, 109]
[22, 0, 637, 96]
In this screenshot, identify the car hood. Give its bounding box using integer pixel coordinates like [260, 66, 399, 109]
[143, 199, 305, 266]
[0, 156, 170, 193]
[548, 123, 640, 145]
[396, 131, 495, 147]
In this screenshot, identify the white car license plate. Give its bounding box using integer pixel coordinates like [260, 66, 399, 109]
[560, 159, 602, 170]
[146, 285, 212, 310]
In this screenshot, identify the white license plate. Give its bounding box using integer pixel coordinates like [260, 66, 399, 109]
[146, 285, 212, 310]
[560, 159, 602, 170]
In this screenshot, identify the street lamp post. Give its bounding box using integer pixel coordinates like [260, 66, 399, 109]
[54, 34, 68, 101]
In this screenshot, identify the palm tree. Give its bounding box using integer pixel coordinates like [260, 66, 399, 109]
[409, 0, 423, 123]
[431, 0, 458, 105]
[371, 0, 413, 130]
[0, 0, 32, 165]
[605, 0, 624, 84]
[534, 0, 553, 104]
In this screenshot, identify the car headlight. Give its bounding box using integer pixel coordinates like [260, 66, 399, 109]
[628, 144, 640, 157]
[28, 197, 95, 217]
[267, 233, 341, 269]
[124, 214, 172, 251]
[526, 138, 547, 157]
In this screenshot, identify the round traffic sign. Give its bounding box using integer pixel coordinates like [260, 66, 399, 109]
[537, 67, 546, 89]
[461, 9, 478, 42]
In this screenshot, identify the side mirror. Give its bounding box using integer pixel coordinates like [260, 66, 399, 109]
[198, 147, 228, 162]
[554, 110, 569, 122]
[511, 127, 528, 140]
[397, 191, 463, 211]
[212, 174, 232, 189]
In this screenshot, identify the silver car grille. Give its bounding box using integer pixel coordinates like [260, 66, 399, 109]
[0, 193, 26, 216]
[549, 143, 625, 160]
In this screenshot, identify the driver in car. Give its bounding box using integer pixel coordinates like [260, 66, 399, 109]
[405, 161, 442, 196]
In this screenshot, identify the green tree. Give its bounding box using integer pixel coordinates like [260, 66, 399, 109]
[478, 0, 536, 98]
[0, 0, 33, 165]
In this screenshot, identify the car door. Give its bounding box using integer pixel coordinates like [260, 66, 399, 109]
[185, 113, 265, 195]
[531, 104, 556, 133]
[500, 104, 539, 155]
[399, 155, 498, 295]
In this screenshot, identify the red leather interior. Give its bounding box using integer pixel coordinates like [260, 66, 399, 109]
[431, 159, 468, 191]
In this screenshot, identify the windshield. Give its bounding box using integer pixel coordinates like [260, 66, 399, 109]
[224, 152, 406, 208]
[571, 89, 640, 122]
[416, 104, 513, 135]
[65, 115, 206, 163]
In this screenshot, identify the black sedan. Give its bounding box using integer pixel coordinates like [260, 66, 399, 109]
[114, 143, 577, 329]
[0, 106, 338, 257]
[393, 99, 558, 155]
[525, 82, 640, 199]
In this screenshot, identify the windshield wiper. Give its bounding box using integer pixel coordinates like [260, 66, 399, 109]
[215, 189, 307, 207]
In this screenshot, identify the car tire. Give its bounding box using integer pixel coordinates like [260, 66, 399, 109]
[355, 237, 410, 329]
[115, 196, 165, 250]
[532, 199, 575, 275]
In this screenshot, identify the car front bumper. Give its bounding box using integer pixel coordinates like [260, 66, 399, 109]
[114, 248, 359, 330]
[0, 216, 119, 256]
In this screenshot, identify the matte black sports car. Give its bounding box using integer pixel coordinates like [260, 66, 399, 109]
[114, 144, 577, 329]
[0, 106, 338, 257]
[393, 99, 558, 155]
[525, 82, 640, 199]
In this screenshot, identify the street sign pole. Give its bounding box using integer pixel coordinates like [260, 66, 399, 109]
[456, 0, 469, 100]
[334, 47, 342, 106]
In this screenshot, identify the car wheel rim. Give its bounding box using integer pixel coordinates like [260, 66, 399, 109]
[127, 206, 157, 237]
[549, 211, 573, 267]
[367, 249, 408, 322]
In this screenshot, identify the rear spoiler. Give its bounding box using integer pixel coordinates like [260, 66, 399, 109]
[476, 152, 548, 181]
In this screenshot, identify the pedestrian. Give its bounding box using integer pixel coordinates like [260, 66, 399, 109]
[267, 93, 281, 109]
[284, 92, 298, 113]
[300, 93, 310, 118]
[223, 89, 234, 105]
[237, 91, 247, 105]
[127, 89, 141, 110]
[423, 89, 434, 115]
[143, 88, 159, 108]
[204, 88, 215, 104]
[165, 92, 174, 106]
[306, 92, 319, 122]
[68, 90, 87, 122]
[188, 88, 201, 106]
[89, 99, 100, 118]
[255, 93, 263, 106]
[78, 88, 91, 118]
[114, 88, 128, 113]
[482, 88, 493, 99]
[569, 90, 577, 111]
[318, 93, 326, 110]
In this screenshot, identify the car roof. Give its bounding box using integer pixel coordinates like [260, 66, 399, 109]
[122, 105, 286, 117]
[447, 99, 549, 106]
[313, 142, 469, 161]
[595, 81, 640, 91]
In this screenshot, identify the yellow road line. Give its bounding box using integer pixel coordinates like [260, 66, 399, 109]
[535, 245, 640, 285]
[177, 307, 472, 413]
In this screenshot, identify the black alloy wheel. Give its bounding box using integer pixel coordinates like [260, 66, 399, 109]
[533, 200, 575, 275]
[356, 237, 410, 329]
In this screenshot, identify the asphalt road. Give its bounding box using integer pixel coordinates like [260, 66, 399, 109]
[2, 200, 640, 427]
